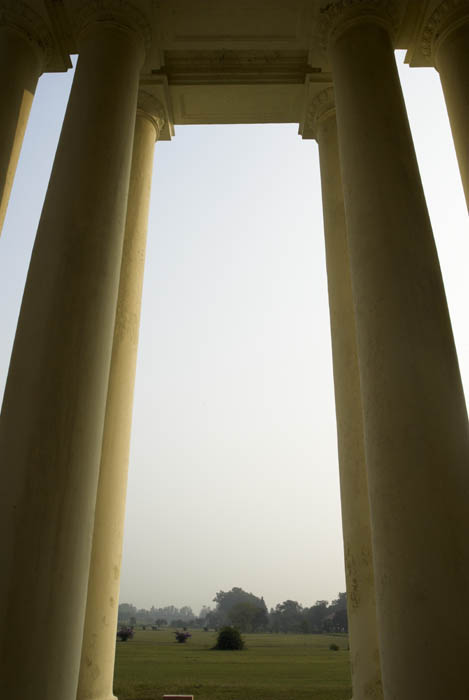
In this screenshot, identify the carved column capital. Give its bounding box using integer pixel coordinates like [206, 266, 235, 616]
[319, 0, 399, 52]
[304, 86, 335, 140]
[0, 0, 53, 71]
[421, 0, 469, 63]
[137, 91, 165, 140]
[74, 0, 151, 54]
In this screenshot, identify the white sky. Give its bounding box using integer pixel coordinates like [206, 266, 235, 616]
[0, 52, 468, 615]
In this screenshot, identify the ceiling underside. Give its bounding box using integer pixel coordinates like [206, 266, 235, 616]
[36, 0, 441, 137]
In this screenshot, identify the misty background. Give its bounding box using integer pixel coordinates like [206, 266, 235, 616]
[0, 52, 468, 615]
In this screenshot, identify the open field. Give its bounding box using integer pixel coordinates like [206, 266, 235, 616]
[114, 629, 351, 700]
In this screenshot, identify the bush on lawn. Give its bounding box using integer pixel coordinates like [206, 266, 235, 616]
[175, 630, 192, 643]
[117, 627, 134, 642]
[329, 643, 339, 651]
[213, 626, 245, 650]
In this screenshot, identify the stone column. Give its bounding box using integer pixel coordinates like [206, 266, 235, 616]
[309, 86, 382, 700]
[0, 2, 50, 234]
[323, 3, 469, 699]
[0, 4, 149, 700]
[422, 2, 469, 212]
[77, 92, 164, 700]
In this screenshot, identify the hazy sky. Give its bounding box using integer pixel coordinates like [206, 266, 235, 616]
[0, 52, 468, 616]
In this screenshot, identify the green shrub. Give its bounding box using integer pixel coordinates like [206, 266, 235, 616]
[329, 643, 339, 651]
[116, 627, 134, 642]
[214, 626, 245, 650]
[175, 631, 191, 643]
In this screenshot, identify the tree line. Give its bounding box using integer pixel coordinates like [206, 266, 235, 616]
[118, 587, 348, 634]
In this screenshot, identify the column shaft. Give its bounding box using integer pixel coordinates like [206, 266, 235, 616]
[77, 101, 161, 700]
[0, 21, 144, 700]
[316, 103, 383, 700]
[0, 25, 42, 234]
[328, 13, 469, 700]
[434, 17, 469, 211]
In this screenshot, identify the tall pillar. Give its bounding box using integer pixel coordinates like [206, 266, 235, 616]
[0, 4, 149, 700]
[322, 2, 469, 699]
[0, 2, 50, 235]
[77, 92, 164, 700]
[310, 87, 383, 700]
[422, 2, 469, 211]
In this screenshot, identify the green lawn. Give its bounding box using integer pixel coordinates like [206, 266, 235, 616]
[113, 629, 351, 700]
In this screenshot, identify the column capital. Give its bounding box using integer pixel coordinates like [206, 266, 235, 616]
[137, 91, 165, 140]
[421, 0, 469, 64]
[304, 86, 335, 140]
[74, 0, 151, 55]
[0, 0, 53, 71]
[319, 0, 399, 52]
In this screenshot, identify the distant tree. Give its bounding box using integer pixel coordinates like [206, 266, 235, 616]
[270, 600, 303, 634]
[329, 593, 348, 632]
[303, 600, 329, 633]
[269, 594, 348, 634]
[164, 605, 178, 619]
[228, 601, 268, 632]
[155, 618, 167, 627]
[331, 592, 347, 611]
[129, 616, 137, 627]
[205, 609, 223, 629]
[137, 608, 153, 624]
[199, 605, 212, 620]
[179, 605, 194, 620]
[332, 608, 348, 632]
[170, 618, 186, 628]
[118, 603, 137, 622]
[213, 587, 268, 627]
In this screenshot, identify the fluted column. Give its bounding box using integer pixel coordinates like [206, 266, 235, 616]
[323, 2, 469, 699]
[0, 1, 50, 235]
[77, 92, 164, 700]
[309, 87, 382, 700]
[0, 4, 149, 700]
[422, 1, 469, 211]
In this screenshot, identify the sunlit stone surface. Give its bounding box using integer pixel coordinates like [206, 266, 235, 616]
[0, 3, 468, 700]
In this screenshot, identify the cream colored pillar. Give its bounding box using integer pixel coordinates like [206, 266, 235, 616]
[310, 86, 382, 700]
[0, 2, 50, 234]
[0, 5, 149, 700]
[77, 92, 164, 700]
[323, 3, 469, 699]
[423, 2, 469, 211]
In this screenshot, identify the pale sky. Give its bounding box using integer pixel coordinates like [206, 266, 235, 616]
[0, 52, 468, 615]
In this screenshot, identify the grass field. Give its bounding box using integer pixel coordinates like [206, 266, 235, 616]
[113, 629, 352, 700]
